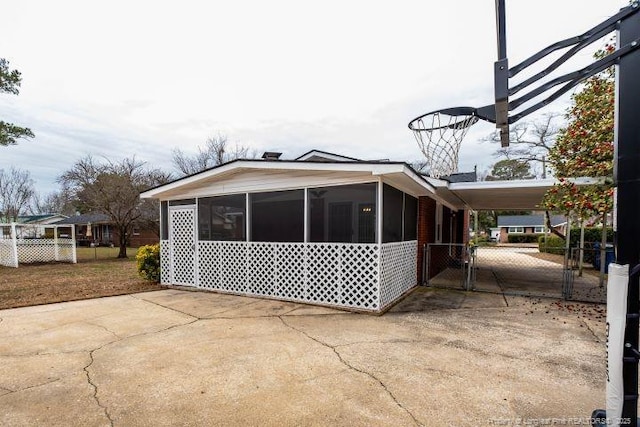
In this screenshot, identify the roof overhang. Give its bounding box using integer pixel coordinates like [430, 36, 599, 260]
[437, 177, 603, 210]
[141, 158, 602, 212]
[140, 160, 440, 202]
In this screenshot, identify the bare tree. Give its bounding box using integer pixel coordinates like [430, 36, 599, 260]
[0, 167, 34, 221]
[59, 156, 171, 258]
[29, 189, 77, 216]
[172, 134, 255, 176]
[484, 113, 563, 178]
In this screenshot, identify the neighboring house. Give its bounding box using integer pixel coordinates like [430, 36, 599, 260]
[0, 213, 69, 238]
[496, 214, 567, 243]
[54, 213, 158, 247]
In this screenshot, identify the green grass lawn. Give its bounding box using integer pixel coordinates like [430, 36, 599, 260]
[76, 246, 139, 261]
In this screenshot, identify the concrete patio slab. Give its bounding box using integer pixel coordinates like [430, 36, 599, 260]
[0, 287, 606, 426]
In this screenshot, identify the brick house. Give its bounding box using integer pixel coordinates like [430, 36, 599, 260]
[54, 213, 159, 248]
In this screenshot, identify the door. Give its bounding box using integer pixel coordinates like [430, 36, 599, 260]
[169, 206, 197, 286]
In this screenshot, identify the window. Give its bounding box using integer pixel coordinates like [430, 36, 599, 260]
[198, 194, 246, 241]
[404, 195, 418, 241]
[534, 226, 545, 233]
[383, 184, 403, 243]
[251, 190, 304, 242]
[309, 183, 376, 243]
[160, 201, 168, 240]
[508, 226, 524, 233]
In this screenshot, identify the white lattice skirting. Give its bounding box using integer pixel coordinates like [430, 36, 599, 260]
[16, 239, 75, 263]
[160, 240, 417, 312]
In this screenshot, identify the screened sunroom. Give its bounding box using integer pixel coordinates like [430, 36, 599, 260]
[141, 157, 440, 312]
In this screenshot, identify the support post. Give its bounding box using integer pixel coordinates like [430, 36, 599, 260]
[377, 178, 383, 245]
[563, 217, 572, 300]
[616, 6, 640, 421]
[71, 224, 77, 264]
[579, 220, 585, 277]
[54, 225, 59, 262]
[600, 211, 607, 287]
[10, 222, 18, 268]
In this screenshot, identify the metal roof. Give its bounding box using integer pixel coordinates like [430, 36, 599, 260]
[54, 213, 110, 225]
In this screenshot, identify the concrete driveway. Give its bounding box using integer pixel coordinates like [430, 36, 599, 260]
[0, 288, 605, 426]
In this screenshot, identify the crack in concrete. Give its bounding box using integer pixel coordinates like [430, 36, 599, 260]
[84, 347, 114, 427]
[0, 377, 60, 396]
[278, 316, 422, 426]
[87, 323, 122, 340]
[79, 317, 199, 427]
[132, 294, 352, 320]
[0, 349, 89, 358]
[580, 319, 603, 343]
[129, 295, 203, 320]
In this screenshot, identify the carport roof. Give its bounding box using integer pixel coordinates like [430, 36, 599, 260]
[431, 177, 601, 211]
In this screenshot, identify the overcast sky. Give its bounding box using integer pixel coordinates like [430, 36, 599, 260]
[0, 0, 624, 196]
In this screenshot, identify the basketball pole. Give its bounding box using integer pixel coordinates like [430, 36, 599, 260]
[616, 7, 640, 422]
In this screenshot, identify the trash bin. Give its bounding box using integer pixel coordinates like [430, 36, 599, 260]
[593, 243, 615, 273]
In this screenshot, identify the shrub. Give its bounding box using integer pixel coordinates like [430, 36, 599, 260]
[538, 235, 566, 255]
[507, 234, 538, 243]
[568, 227, 613, 247]
[136, 244, 161, 282]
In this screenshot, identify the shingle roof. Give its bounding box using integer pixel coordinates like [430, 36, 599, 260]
[294, 149, 362, 162]
[497, 215, 566, 227]
[440, 171, 477, 183]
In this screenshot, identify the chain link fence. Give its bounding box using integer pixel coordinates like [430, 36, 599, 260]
[424, 243, 475, 291]
[424, 243, 607, 303]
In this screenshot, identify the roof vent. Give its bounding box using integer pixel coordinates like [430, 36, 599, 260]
[261, 151, 282, 161]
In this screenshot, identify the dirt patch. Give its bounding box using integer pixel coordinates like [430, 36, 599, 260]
[0, 258, 161, 310]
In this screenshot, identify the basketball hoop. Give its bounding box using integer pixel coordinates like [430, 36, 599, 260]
[408, 106, 479, 179]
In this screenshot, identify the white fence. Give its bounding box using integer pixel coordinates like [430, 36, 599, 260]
[0, 223, 77, 267]
[160, 240, 417, 312]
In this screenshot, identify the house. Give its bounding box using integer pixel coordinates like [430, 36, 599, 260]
[141, 150, 472, 313]
[0, 213, 68, 239]
[496, 214, 567, 243]
[0, 214, 76, 266]
[141, 149, 596, 313]
[54, 213, 159, 247]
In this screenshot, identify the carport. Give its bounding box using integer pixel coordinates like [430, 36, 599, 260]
[424, 177, 606, 303]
